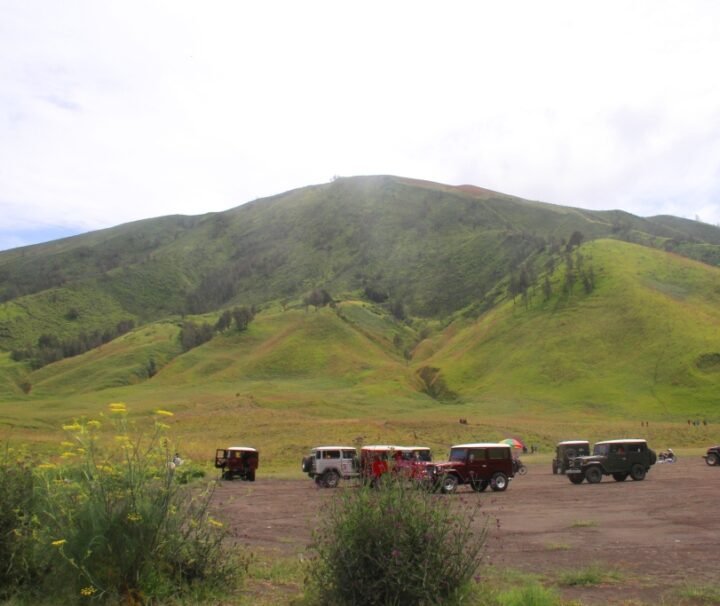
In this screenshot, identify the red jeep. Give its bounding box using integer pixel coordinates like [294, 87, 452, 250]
[393, 446, 433, 480]
[427, 442, 514, 494]
[215, 446, 258, 481]
[359, 445, 433, 484]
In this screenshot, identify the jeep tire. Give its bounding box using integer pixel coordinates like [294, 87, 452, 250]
[552, 461, 558, 475]
[323, 470, 340, 488]
[585, 466, 603, 484]
[706, 452, 719, 466]
[440, 474, 459, 494]
[569, 474, 584, 484]
[630, 464, 646, 481]
[490, 472, 508, 492]
[612, 472, 628, 482]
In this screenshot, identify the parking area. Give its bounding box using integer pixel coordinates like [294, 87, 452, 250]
[212, 456, 719, 604]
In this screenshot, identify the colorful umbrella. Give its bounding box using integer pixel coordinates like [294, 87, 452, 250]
[501, 438, 524, 450]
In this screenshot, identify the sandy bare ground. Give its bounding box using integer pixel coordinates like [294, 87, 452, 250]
[211, 456, 720, 605]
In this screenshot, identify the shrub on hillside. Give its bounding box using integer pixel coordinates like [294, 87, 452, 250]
[33, 405, 240, 604]
[306, 476, 486, 606]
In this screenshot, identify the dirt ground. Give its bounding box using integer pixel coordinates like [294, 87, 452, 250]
[211, 456, 720, 605]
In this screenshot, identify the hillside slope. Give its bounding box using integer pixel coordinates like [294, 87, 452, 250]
[2, 176, 719, 355]
[424, 239, 720, 419]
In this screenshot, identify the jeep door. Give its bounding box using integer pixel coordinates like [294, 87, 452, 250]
[466, 448, 487, 482]
[341, 449, 356, 476]
[606, 443, 627, 473]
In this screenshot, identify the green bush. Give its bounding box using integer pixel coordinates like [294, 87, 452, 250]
[33, 404, 241, 604]
[306, 476, 487, 606]
[0, 443, 37, 599]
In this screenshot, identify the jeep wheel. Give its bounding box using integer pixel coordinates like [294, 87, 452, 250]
[440, 474, 459, 494]
[552, 461, 558, 475]
[471, 480, 489, 492]
[585, 467, 602, 484]
[247, 470, 256, 482]
[706, 453, 719, 466]
[612, 472, 628, 482]
[323, 470, 340, 488]
[490, 472, 508, 492]
[568, 474, 584, 484]
[630, 464, 646, 481]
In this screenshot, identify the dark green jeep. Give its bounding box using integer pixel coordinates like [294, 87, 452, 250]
[552, 440, 590, 474]
[566, 439, 657, 484]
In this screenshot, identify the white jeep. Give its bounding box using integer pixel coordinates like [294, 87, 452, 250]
[302, 446, 359, 487]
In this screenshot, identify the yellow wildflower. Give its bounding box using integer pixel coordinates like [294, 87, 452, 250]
[108, 402, 127, 413]
[208, 517, 224, 528]
[80, 586, 97, 597]
[87, 420, 101, 429]
[154, 409, 174, 416]
[51, 539, 67, 547]
[61, 441, 75, 448]
[60, 451, 76, 459]
[37, 463, 56, 470]
[127, 512, 142, 523]
[62, 423, 82, 432]
[155, 422, 170, 430]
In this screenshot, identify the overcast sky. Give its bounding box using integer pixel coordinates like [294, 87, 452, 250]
[2, 1, 720, 251]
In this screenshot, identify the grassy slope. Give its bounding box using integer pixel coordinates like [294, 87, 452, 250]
[1, 240, 719, 472]
[428, 239, 720, 419]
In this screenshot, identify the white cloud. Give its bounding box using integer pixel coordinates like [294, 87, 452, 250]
[1, 0, 720, 251]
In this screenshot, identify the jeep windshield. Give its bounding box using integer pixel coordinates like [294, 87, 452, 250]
[592, 443, 610, 456]
[449, 448, 467, 462]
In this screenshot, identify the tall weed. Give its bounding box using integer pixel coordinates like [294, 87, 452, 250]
[306, 476, 487, 606]
[34, 404, 241, 603]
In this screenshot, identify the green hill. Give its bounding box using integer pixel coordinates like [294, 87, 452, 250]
[1, 176, 719, 463]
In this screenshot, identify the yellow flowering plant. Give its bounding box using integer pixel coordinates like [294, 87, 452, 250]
[29, 405, 240, 603]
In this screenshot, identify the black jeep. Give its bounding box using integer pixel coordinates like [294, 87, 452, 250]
[566, 439, 656, 484]
[552, 440, 590, 474]
[703, 445, 720, 466]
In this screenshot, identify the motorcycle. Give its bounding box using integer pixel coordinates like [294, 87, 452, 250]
[513, 457, 527, 475]
[658, 450, 677, 463]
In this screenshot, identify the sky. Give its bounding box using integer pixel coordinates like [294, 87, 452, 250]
[1, 1, 720, 251]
